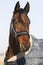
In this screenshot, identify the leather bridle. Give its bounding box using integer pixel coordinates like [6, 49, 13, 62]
[10, 22, 29, 38]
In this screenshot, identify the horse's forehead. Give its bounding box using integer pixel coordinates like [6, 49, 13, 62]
[21, 14, 29, 23]
[14, 13, 27, 18]
[14, 13, 29, 24]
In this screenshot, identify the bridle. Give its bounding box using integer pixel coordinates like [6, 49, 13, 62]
[10, 22, 30, 38]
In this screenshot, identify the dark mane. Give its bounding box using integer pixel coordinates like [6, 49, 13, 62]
[9, 32, 21, 54]
[14, 8, 25, 14]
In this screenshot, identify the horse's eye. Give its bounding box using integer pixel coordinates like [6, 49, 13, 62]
[14, 19, 18, 24]
[15, 22, 17, 24]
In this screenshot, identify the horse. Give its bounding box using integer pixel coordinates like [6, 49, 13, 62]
[4, 1, 31, 65]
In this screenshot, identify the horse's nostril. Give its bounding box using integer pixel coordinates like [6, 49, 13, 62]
[22, 42, 30, 51]
[23, 42, 27, 48]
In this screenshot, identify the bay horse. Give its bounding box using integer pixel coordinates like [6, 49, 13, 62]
[4, 1, 31, 65]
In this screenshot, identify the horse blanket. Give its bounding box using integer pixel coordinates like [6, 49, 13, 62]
[4, 35, 43, 65]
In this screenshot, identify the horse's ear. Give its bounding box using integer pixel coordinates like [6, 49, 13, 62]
[14, 1, 20, 14]
[24, 2, 30, 14]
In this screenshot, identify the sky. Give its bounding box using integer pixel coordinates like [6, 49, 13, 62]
[0, 0, 43, 53]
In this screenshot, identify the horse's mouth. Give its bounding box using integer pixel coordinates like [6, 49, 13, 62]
[17, 35, 30, 52]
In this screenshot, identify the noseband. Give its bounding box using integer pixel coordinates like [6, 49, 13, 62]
[10, 22, 29, 38]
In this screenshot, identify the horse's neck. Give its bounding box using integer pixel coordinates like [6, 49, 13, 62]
[9, 33, 21, 55]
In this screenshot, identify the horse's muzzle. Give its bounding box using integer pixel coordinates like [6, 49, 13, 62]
[20, 41, 30, 52]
